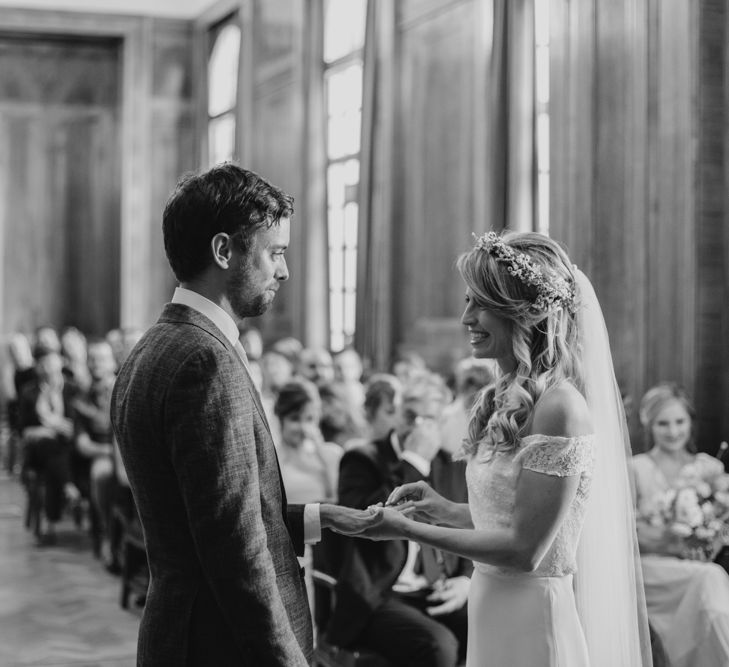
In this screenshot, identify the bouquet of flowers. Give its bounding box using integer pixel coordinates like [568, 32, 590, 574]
[643, 465, 729, 561]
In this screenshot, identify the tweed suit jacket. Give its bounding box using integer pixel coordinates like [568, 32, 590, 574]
[111, 303, 312, 667]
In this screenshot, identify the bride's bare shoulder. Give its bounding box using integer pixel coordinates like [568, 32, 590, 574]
[531, 383, 593, 438]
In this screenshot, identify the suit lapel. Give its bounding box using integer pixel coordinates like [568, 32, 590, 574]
[158, 303, 274, 438]
[157, 304, 289, 523]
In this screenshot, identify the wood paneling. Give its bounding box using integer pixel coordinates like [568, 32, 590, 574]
[0, 35, 121, 336]
[591, 0, 650, 438]
[695, 0, 727, 449]
[550, 0, 728, 450]
[549, 0, 595, 270]
[645, 0, 695, 406]
[147, 18, 196, 327]
[229, 0, 315, 345]
[394, 0, 480, 370]
[0, 9, 196, 338]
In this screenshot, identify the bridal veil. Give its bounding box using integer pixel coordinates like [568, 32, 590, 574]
[573, 269, 653, 667]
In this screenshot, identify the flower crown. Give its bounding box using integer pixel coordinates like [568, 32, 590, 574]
[473, 231, 576, 314]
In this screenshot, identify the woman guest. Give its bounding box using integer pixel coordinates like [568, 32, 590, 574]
[631, 382, 729, 667]
[274, 378, 343, 614]
[337, 231, 651, 666]
[274, 378, 342, 504]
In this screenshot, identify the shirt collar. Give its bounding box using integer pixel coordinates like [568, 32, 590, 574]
[171, 287, 239, 347]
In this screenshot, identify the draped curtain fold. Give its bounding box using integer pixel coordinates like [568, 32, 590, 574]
[301, 0, 329, 347]
[354, 0, 396, 371]
[355, 0, 536, 370]
[480, 0, 536, 234]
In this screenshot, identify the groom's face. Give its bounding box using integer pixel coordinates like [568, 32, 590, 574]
[226, 218, 290, 319]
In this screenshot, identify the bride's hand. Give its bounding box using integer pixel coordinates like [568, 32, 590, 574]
[386, 481, 450, 525]
[320, 504, 385, 536]
[357, 505, 412, 541]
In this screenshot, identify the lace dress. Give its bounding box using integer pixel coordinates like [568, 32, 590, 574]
[465, 434, 595, 667]
[632, 452, 729, 667]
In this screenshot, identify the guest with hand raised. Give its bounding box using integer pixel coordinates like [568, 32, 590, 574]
[328, 371, 468, 667]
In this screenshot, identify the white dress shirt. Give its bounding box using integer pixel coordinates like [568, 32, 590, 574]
[171, 287, 321, 543]
[387, 431, 430, 592]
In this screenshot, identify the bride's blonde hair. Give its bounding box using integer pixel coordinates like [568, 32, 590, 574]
[457, 231, 584, 455]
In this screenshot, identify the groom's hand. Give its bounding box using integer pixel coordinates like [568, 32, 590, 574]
[319, 503, 383, 536]
[348, 506, 412, 541]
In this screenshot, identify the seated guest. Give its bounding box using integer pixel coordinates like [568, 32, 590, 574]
[106, 327, 143, 369]
[333, 347, 366, 410]
[318, 381, 367, 448]
[330, 371, 468, 667]
[270, 336, 304, 367]
[3, 333, 35, 473]
[631, 383, 729, 667]
[238, 326, 264, 362]
[297, 347, 336, 388]
[274, 378, 342, 504]
[9, 333, 35, 398]
[439, 357, 495, 456]
[261, 349, 294, 393]
[60, 326, 91, 392]
[259, 350, 295, 446]
[238, 326, 265, 392]
[33, 325, 61, 358]
[71, 339, 117, 558]
[391, 350, 427, 387]
[274, 378, 343, 611]
[343, 372, 402, 451]
[19, 349, 79, 544]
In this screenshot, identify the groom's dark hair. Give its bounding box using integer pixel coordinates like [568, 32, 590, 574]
[163, 162, 294, 283]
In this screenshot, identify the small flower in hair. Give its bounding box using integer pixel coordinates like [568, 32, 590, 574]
[472, 232, 576, 314]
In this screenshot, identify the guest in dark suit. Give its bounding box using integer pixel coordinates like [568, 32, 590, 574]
[329, 371, 469, 667]
[71, 339, 117, 558]
[111, 163, 374, 667]
[19, 349, 79, 543]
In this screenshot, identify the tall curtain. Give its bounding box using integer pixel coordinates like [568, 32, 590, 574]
[301, 0, 329, 348]
[355, 0, 396, 372]
[479, 0, 536, 234]
[355, 0, 537, 369]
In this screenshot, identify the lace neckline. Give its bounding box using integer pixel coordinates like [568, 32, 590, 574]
[520, 433, 595, 445]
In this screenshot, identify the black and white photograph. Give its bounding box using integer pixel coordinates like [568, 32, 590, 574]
[0, 1, 728, 666]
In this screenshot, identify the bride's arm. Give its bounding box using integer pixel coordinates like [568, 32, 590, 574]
[438, 502, 473, 528]
[376, 385, 590, 570]
[383, 468, 581, 571]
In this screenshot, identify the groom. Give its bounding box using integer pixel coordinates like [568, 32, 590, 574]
[112, 164, 373, 666]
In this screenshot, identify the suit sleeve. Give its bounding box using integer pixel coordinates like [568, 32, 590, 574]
[165, 348, 308, 667]
[286, 504, 305, 556]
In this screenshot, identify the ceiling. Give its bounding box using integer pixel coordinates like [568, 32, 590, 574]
[0, 0, 216, 18]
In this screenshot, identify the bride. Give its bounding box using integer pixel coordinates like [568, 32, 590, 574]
[345, 231, 652, 666]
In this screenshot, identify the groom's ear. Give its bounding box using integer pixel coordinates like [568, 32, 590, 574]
[211, 232, 233, 270]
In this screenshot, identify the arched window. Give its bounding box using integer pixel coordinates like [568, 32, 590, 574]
[208, 21, 240, 166]
[324, 0, 367, 352]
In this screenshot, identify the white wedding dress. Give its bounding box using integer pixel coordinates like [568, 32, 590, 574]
[465, 433, 595, 667]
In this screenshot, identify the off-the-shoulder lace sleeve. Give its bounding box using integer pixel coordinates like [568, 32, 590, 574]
[514, 434, 595, 477]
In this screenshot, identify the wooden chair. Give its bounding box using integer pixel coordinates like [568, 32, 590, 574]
[110, 494, 148, 609]
[119, 512, 148, 609]
[312, 569, 391, 667]
[22, 466, 43, 540]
